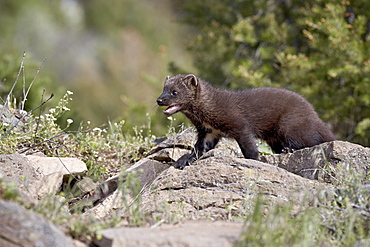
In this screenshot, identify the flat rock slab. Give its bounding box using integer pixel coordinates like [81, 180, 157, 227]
[27, 155, 87, 199]
[26, 155, 87, 176]
[95, 220, 243, 247]
[147, 128, 195, 156]
[83, 158, 170, 219]
[0, 154, 43, 202]
[0, 154, 88, 200]
[125, 158, 171, 188]
[0, 199, 74, 247]
[141, 156, 324, 220]
[146, 147, 189, 162]
[260, 141, 369, 182]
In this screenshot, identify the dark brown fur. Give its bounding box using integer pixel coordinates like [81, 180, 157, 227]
[157, 74, 336, 169]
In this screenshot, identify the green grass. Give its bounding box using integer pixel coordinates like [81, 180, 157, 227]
[235, 168, 370, 247]
[0, 59, 157, 242]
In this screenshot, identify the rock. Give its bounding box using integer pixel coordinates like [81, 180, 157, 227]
[141, 156, 324, 220]
[146, 128, 195, 156]
[26, 155, 87, 176]
[87, 129, 284, 218]
[1, 125, 368, 246]
[84, 189, 126, 220]
[152, 136, 167, 145]
[98, 158, 170, 198]
[125, 158, 171, 188]
[94, 220, 243, 247]
[260, 141, 370, 183]
[146, 147, 189, 162]
[0, 154, 88, 200]
[147, 128, 243, 162]
[354, 239, 370, 247]
[82, 158, 170, 218]
[201, 138, 243, 159]
[76, 177, 98, 195]
[38, 172, 68, 199]
[0, 154, 42, 203]
[0, 104, 27, 129]
[26, 155, 87, 198]
[101, 158, 170, 194]
[73, 239, 89, 247]
[0, 199, 74, 247]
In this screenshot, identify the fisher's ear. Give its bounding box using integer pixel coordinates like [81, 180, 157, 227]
[183, 74, 198, 88]
[166, 75, 170, 81]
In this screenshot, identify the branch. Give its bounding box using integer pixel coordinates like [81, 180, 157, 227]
[0, 51, 26, 118]
[21, 57, 47, 110]
[19, 129, 92, 154]
[1, 93, 54, 140]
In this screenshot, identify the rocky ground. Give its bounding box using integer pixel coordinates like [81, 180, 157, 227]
[0, 128, 369, 247]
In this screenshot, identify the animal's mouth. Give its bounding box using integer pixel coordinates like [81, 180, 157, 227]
[164, 104, 181, 115]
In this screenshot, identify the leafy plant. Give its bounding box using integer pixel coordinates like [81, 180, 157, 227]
[173, 0, 370, 146]
[0, 178, 20, 201]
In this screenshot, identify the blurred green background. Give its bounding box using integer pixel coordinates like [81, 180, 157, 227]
[0, 0, 369, 145]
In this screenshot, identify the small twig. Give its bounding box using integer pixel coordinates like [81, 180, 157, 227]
[126, 183, 148, 209]
[19, 129, 92, 154]
[22, 137, 73, 155]
[22, 57, 46, 111]
[0, 78, 6, 104]
[350, 203, 370, 214]
[19, 130, 112, 165]
[33, 89, 46, 143]
[21, 61, 26, 109]
[1, 93, 54, 140]
[61, 142, 113, 165]
[1, 51, 26, 118]
[317, 202, 345, 212]
[150, 219, 165, 229]
[52, 144, 79, 181]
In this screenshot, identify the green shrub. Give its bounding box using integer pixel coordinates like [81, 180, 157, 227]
[174, 0, 370, 146]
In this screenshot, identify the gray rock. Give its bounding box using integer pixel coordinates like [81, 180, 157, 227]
[0, 154, 42, 203]
[94, 220, 243, 247]
[147, 128, 243, 162]
[83, 158, 170, 218]
[76, 177, 97, 195]
[260, 141, 369, 183]
[141, 156, 324, 220]
[98, 158, 170, 198]
[0, 154, 88, 200]
[0, 104, 27, 129]
[26, 155, 87, 176]
[25, 155, 87, 198]
[0, 199, 74, 247]
[146, 147, 190, 162]
[146, 128, 195, 156]
[125, 158, 171, 187]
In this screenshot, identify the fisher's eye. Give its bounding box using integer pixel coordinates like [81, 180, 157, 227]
[171, 91, 178, 96]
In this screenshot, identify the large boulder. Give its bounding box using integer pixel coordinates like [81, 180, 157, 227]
[0, 199, 74, 247]
[26, 155, 87, 177]
[140, 156, 324, 220]
[0, 154, 41, 204]
[89, 129, 370, 222]
[84, 158, 170, 219]
[94, 220, 243, 247]
[0, 154, 87, 200]
[260, 141, 369, 183]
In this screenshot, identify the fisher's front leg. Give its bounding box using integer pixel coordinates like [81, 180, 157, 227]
[174, 126, 220, 169]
